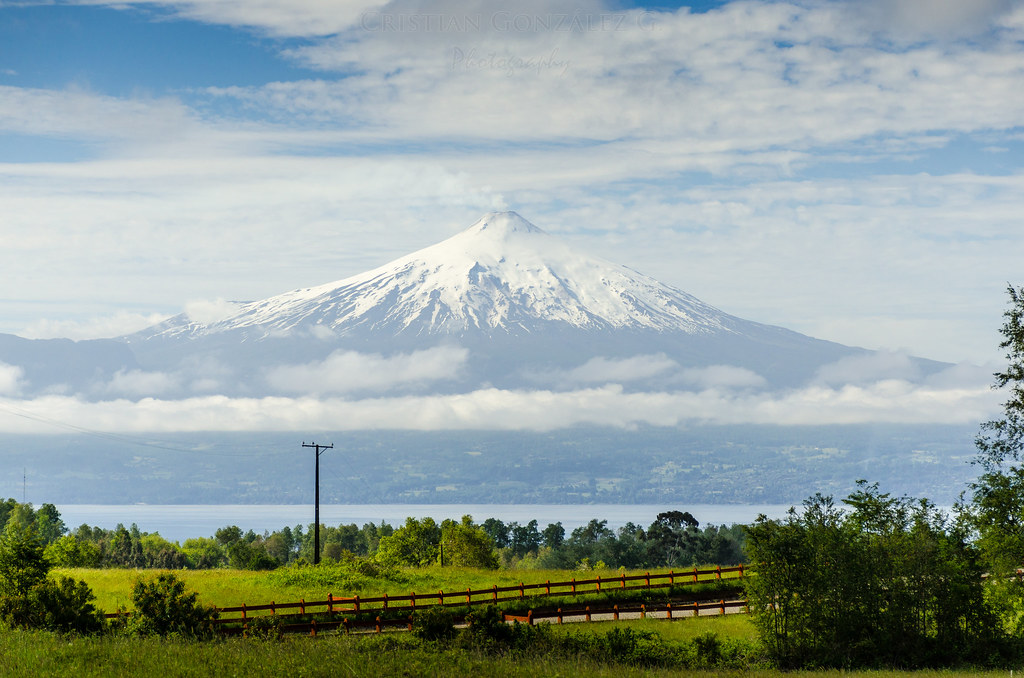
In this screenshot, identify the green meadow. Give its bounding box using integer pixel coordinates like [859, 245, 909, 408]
[59, 564, 739, 615]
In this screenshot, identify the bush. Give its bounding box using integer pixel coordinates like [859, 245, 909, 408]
[243, 614, 284, 640]
[411, 605, 456, 643]
[0, 575, 105, 634]
[126, 573, 218, 638]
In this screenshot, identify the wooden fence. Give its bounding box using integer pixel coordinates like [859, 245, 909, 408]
[105, 565, 746, 635]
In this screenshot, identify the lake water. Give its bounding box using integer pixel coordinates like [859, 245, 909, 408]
[54, 503, 795, 543]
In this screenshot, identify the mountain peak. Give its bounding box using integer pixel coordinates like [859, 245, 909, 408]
[464, 211, 546, 239]
[134, 212, 734, 341]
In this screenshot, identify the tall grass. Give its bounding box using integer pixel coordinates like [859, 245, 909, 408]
[0, 631, 1012, 678]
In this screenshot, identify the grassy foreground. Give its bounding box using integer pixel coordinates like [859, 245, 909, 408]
[0, 628, 1012, 678]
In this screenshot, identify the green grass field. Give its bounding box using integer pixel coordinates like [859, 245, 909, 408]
[58, 564, 740, 614]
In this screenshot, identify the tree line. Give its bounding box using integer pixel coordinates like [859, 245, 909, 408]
[0, 498, 745, 572]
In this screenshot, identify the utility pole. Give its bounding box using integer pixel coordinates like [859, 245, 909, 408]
[302, 442, 333, 565]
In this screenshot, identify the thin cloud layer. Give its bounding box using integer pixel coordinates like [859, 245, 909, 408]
[0, 371, 1000, 434]
[264, 346, 469, 394]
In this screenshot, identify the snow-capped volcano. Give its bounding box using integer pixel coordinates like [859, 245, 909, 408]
[114, 211, 939, 397]
[139, 212, 730, 340]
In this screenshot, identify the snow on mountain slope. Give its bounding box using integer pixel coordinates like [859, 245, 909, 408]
[137, 212, 734, 341]
[117, 211, 925, 395]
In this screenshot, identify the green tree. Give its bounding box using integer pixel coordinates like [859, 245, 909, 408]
[374, 517, 441, 567]
[440, 517, 498, 569]
[976, 284, 1024, 469]
[181, 537, 226, 569]
[541, 522, 564, 549]
[0, 523, 48, 597]
[34, 503, 66, 545]
[967, 284, 1024, 573]
[0, 522, 103, 634]
[745, 484, 998, 668]
[44, 535, 101, 568]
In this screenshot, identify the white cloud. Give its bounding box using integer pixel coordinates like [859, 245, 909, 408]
[0, 85, 200, 147]
[78, 0, 390, 37]
[857, 0, 1020, 41]
[18, 311, 170, 340]
[814, 350, 924, 386]
[264, 346, 469, 394]
[184, 298, 243, 325]
[0, 377, 1000, 434]
[103, 369, 181, 397]
[0, 363, 24, 396]
[678, 365, 767, 390]
[535, 353, 680, 384]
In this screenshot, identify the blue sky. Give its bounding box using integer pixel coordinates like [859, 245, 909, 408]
[1, 0, 1024, 415]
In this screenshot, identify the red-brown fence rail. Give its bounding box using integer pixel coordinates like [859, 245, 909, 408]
[104, 565, 746, 633]
[214, 597, 750, 637]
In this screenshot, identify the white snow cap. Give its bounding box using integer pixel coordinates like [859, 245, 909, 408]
[143, 212, 730, 338]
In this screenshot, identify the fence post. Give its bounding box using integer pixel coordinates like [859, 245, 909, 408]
[613, 604, 619, 621]
[466, 587, 471, 605]
[669, 569, 675, 585]
[585, 606, 591, 622]
[270, 601, 275, 616]
[241, 603, 246, 620]
[640, 604, 646, 620]
[383, 593, 389, 610]
[407, 614, 413, 631]
[546, 580, 550, 596]
[557, 608, 562, 624]
[327, 593, 333, 614]
[666, 602, 673, 620]
[745, 599, 750, 614]
[716, 565, 722, 581]
[410, 592, 416, 610]
[693, 566, 698, 583]
[375, 616, 382, 634]
[310, 619, 317, 638]
[492, 585, 497, 603]
[720, 599, 725, 615]
[438, 590, 444, 606]
[527, 610, 533, 626]
[621, 573, 626, 589]
[342, 618, 350, 635]
[693, 601, 699, 617]
[353, 595, 360, 613]
[645, 571, 650, 589]
[301, 599, 306, 615]
[519, 582, 525, 599]
[738, 563, 744, 578]
[597, 575, 601, 592]
[571, 578, 576, 594]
